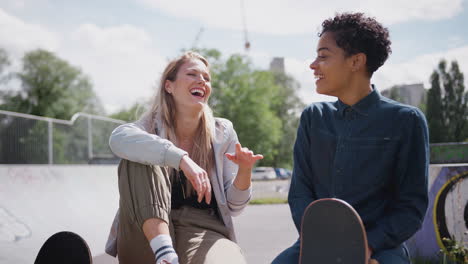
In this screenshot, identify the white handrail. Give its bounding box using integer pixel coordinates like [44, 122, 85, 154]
[0, 110, 126, 125]
[0, 110, 126, 164]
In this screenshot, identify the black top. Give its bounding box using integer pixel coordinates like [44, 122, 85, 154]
[171, 170, 218, 210]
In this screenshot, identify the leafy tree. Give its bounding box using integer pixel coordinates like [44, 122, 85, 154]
[0, 49, 103, 119]
[0, 49, 104, 164]
[427, 69, 445, 143]
[193, 48, 304, 168]
[387, 85, 403, 102]
[110, 102, 148, 122]
[209, 54, 282, 165]
[270, 72, 304, 169]
[0, 48, 10, 84]
[426, 60, 467, 143]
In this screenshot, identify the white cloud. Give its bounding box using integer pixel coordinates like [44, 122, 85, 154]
[0, 8, 60, 58]
[374, 45, 468, 90]
[139, 0, 463, 35]
[63, 24, 165, 113]
[0, 7, 166, 114]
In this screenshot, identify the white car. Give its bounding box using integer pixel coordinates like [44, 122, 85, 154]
[251, 167, 277, 181]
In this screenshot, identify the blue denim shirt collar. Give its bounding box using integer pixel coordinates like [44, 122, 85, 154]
[336, 85, 380, 117]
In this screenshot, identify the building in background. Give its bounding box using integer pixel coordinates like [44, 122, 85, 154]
[269, 57, 285, 74]
[381, 83, 426, 107]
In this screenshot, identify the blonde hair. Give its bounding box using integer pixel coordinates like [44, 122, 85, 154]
[148, 51, 215, 177]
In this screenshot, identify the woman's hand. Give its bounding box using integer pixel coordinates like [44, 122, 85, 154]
[226, 143, 263, 191]
[179, 155, 211, 204]
[225, 143, 263, 170]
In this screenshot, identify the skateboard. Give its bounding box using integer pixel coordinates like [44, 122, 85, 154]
[35, 231, 92, 264]
[299, 198, 368, 264]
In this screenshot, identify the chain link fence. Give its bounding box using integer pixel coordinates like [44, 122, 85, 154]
[0, 110, 125, 164]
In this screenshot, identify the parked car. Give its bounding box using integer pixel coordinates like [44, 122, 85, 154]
[274, 168, 289, 179]
[251, 167, 277, 181]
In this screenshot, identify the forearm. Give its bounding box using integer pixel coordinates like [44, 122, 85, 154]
[109, 123, 187, 168]
[233, 167, 251, 191]
[367, 196, 427, 250]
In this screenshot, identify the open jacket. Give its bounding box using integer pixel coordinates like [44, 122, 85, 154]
[105, 114, 251, 257]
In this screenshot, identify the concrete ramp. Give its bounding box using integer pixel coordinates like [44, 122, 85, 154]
[0, 165, 120, 264]
[0, 165, 288, 264]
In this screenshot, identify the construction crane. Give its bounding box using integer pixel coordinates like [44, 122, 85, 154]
[240, 0, 250, 52]
[191, 27, 204, 50]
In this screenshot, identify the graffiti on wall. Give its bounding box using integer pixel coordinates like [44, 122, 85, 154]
[0, 206, 31, 242]
[407, 165, 468, 259]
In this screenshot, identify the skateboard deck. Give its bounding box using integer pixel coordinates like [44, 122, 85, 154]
[35, 231, 92, 264]
[299, 198, 368, 264]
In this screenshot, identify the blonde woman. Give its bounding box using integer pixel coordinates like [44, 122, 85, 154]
[105, 51, 263, 264]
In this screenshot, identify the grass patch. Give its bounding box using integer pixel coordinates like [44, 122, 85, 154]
[250, 198, 287, 205]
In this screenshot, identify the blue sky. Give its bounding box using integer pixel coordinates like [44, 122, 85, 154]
[1, 0, 467, 113]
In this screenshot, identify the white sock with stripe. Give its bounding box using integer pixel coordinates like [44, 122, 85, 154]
[149, 234, 179, 264]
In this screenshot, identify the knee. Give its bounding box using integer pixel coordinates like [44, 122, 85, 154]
[271, 240, 300, 264]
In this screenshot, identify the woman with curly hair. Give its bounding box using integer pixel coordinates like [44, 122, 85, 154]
[105, 51, 263, 264]
[273, 12, 428, 264]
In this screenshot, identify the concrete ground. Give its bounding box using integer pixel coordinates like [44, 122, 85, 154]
[234, 204, 298, 263]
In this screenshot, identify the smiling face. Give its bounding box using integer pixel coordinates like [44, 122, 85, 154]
[310, 32, 354, 97]
[165, 58, 211, 111]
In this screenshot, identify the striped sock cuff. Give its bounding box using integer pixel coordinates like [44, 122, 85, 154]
[155, 245, 176, 262]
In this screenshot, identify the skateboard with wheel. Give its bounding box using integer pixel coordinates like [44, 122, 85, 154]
[35, 231, 92, 264]
[299, 198, 369, 264]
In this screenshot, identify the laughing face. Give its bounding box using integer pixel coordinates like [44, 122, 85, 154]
[165, 58, 212, 111]
[310, 32, 354, 97]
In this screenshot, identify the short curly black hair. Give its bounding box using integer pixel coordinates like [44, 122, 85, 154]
[320, 12, 392, 76]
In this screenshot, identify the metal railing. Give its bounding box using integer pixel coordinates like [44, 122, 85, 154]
[0, 110, 125, 164]
[0, 110, 467, 164]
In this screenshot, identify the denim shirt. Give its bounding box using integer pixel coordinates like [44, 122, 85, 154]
[288, 88, 429, 251]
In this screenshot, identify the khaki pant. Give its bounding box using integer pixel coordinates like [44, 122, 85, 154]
[117, 160, 246, 264]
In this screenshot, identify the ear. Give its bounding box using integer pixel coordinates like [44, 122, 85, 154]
[351, 53, 367, 72]
[165, 80, 173, 94]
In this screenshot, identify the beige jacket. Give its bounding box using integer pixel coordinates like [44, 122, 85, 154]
[105, 114, 251, 257]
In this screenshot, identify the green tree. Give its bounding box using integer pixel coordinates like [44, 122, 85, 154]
[110, 102, 148, 122]
[0, 49, 103, 119]
[209, 54, 282, 165]
[0, 49, 104, 164]
[270, 72, 304, 169]
[0, 48, 10, 83]
[426, 60, 467, 143]
[427, 69, 445, 143]
[387, 85, 403, 102]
